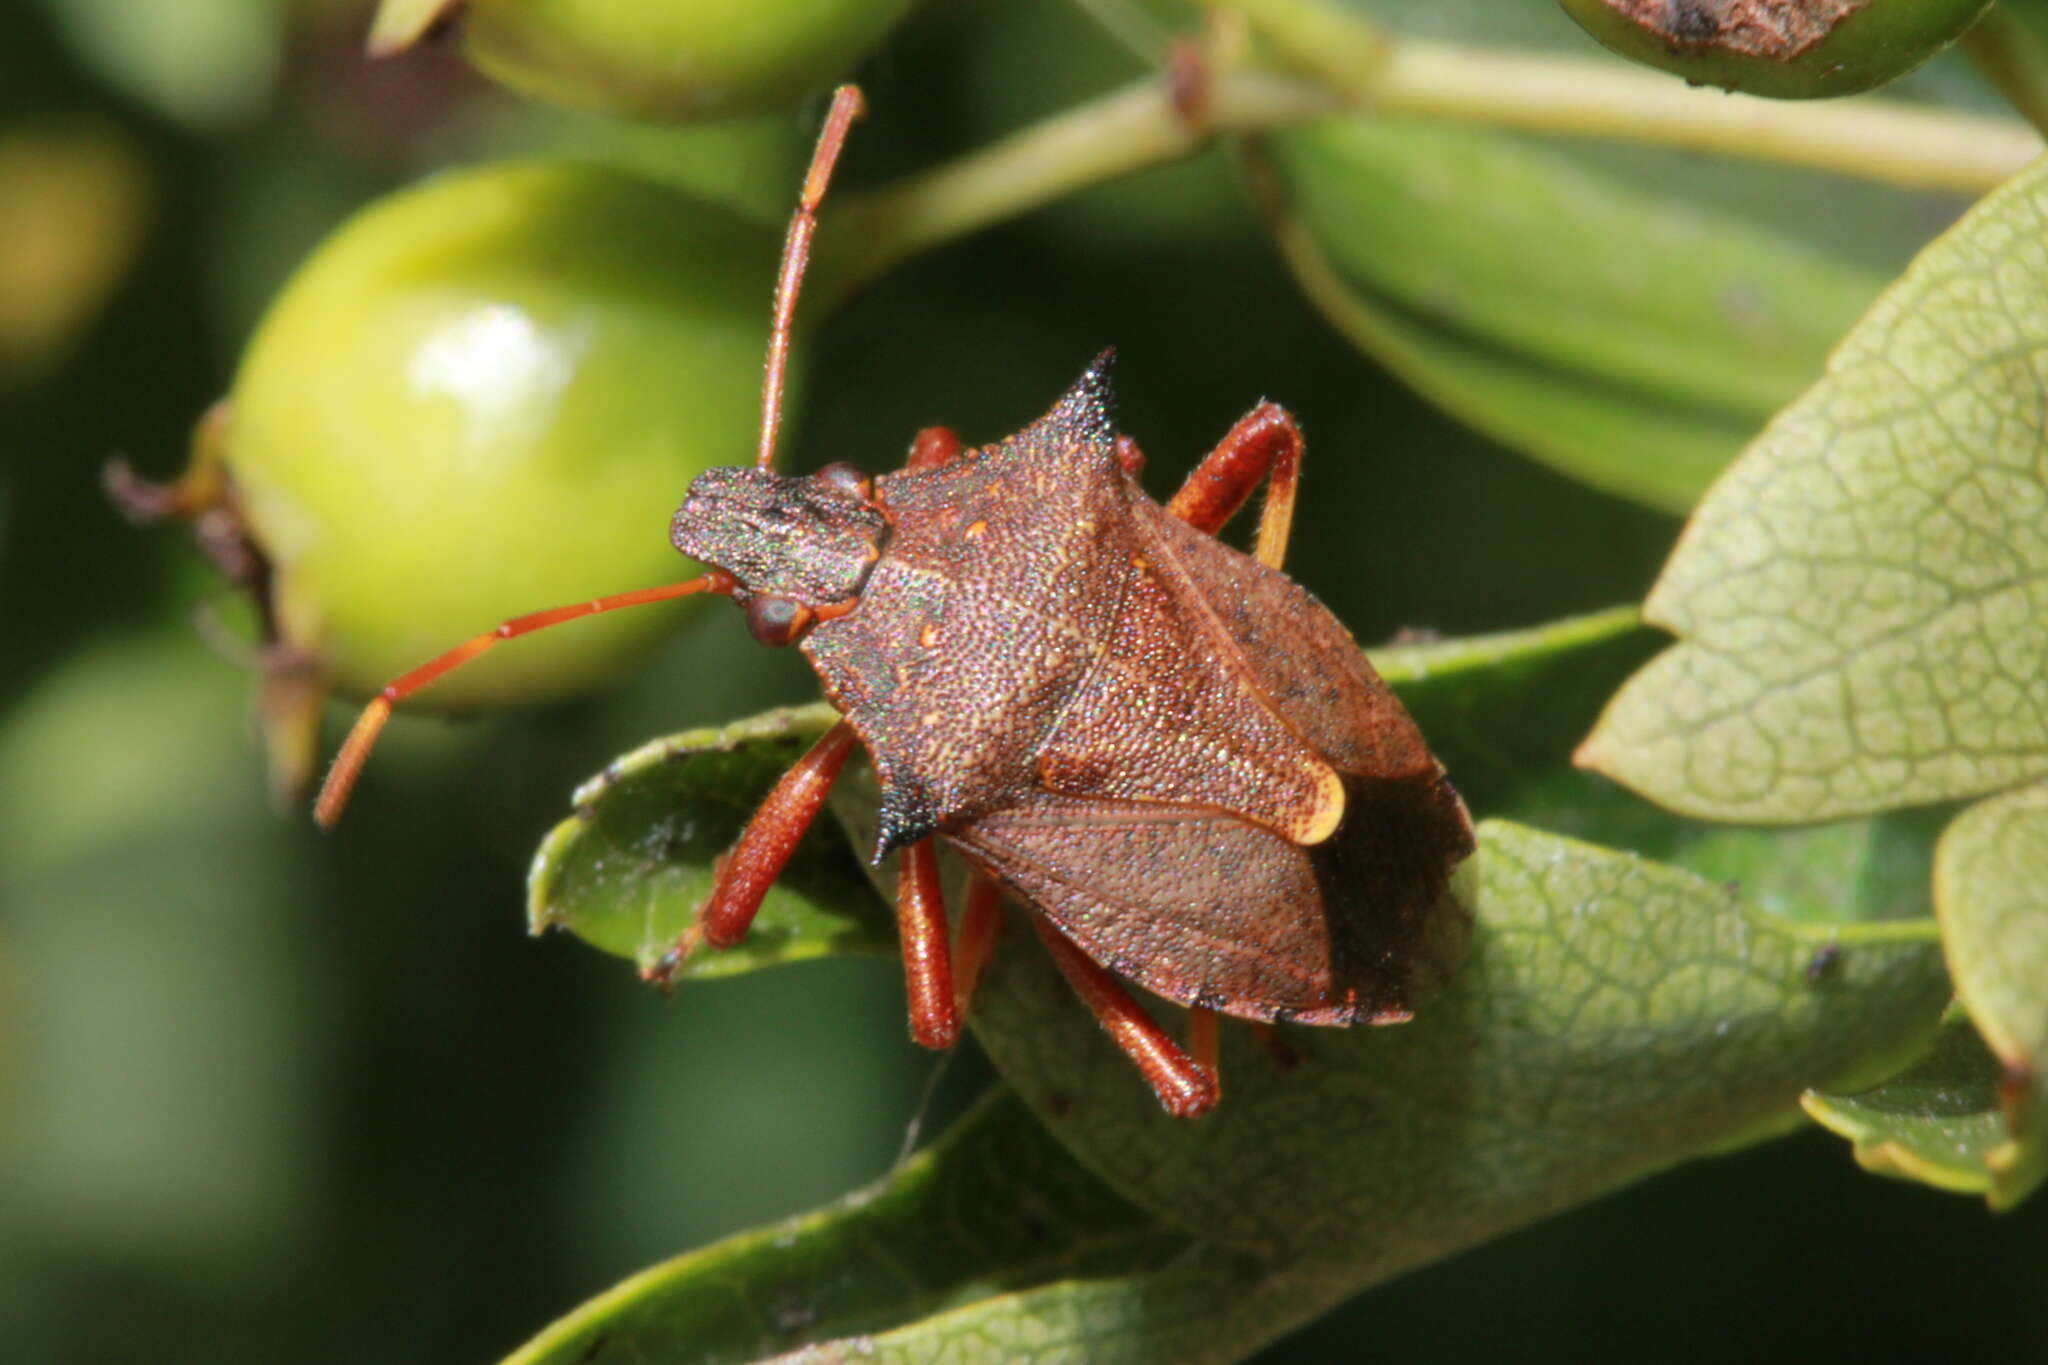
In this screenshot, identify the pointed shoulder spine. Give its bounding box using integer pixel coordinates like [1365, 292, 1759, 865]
[1036, 350, 1118, 467]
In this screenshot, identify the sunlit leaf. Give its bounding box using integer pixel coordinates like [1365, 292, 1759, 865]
[970, 819, 1944, 1260]
[1580, 155, 2048, 821]
[520, 604, 1957, 1355]
[509, 817, 1947, 1361]
[1932, 783, 2048, 1204]
[1384, 608, 1948, 926]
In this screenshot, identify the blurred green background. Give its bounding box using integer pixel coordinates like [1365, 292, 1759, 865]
[3, 1, 2044, 1360]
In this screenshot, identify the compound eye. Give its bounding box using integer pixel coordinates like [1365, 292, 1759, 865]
[816, 461, 873, 500]
[744, 595, 816, 648]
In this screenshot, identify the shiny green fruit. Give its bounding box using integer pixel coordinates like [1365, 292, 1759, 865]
[1559, 0, 1994, 98]
[369, 0, 915, 120]
[224, 160, 779, 714]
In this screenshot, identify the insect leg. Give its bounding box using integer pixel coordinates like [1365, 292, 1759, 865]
[905, 426, 963, 471]
[1187, 1005, 1223, 1103]
[1246, 1020, 1299, 1070]
[895, 839, 959, 1049]
[951, 873, 1005, 1019]
[1163, 402, 1303, 569]
[1029, 916, 1219, 1119]
[644, 720, 861, 984]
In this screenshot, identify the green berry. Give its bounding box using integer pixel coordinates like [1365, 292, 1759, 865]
[369, 0, 915, 120]
[1559, 0, 1994, 98]
[223, 160, 779, 711]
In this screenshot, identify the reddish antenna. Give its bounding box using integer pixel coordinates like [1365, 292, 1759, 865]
[313, 575, 734, 826]
[757, 83, 865, 471]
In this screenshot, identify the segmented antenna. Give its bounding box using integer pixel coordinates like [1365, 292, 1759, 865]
[757, 84, 866, 470]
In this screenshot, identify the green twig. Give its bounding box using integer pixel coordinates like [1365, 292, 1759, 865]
[820, 14, 2039, 298]
[1367, 37, 2038, 195]
[1962, 6, 2048, 140]
[818, 70, 1343, 297]
[1221, 0, 2037, 195]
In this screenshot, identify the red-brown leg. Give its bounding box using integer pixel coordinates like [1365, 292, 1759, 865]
[1163, 402, 1303, 570]
[1188, 1005, 1222, 1103]
[1029, 916, 1219, 1119]
[314, 571, 737, 826]
[1114, 434, 1146, 478]
[1247, 1020, 1300, 1070]
[906, 425, 963, 471]
[895, 838, 960, 1049]
[952, 873, 1005, 1018]
[645, 721, 860, 983]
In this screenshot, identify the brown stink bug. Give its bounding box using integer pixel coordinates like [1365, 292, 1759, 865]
[315, 85, 1476, 1118]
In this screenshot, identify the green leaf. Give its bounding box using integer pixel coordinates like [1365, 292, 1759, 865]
[521, 612, 1958, 1356]
[501, 1089, 1224, 1365]
[526, 702, 892, 976]
[1932, 783, 2048, 1203]
[1580, 154, 2048, 822]
[1260, 220, 1754, 512]
[1382, 608, 1949, 926]
[1267, 118, 1881, 512]
[1804, 1010, 2045, 1210]
[38, 0, 284, 129]
[1261, 115, 1888, 512]
[507, 812, 1948, 1363]
[970, 819, 1946, 1262]
[1278, 120, 1880, 420]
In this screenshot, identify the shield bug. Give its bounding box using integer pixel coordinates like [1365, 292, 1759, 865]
[316, 85, 1477, 1118]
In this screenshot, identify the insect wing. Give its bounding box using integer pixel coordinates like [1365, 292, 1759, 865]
[952, 793, 1366, 1024]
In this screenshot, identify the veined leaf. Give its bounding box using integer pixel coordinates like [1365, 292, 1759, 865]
[521, 611, 1957, 1356]
[1581, 155, 2048, 822]
[969, 819, 1944, 1261]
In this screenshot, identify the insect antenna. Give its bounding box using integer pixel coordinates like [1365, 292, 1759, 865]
[756, 83, 866, 471]
[313, 573, 735, 827]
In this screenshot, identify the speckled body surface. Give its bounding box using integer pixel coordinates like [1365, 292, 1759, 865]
[799, 359, 1472, 1025]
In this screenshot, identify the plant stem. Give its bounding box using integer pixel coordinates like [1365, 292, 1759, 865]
[1202, 0, 1391, 80]
[1222, 0, 2036, 194]
[1366, 38, 2038, 196]
[1962, 7, 2048, 140]
[818, 70, 1343, 296]
[821, 16, 2039, 297]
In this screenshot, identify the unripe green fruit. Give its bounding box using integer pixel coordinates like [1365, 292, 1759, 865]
[225, 160, 779, 710]
[370, 0, 915, 120]
[1559, 0, 1993, 98]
